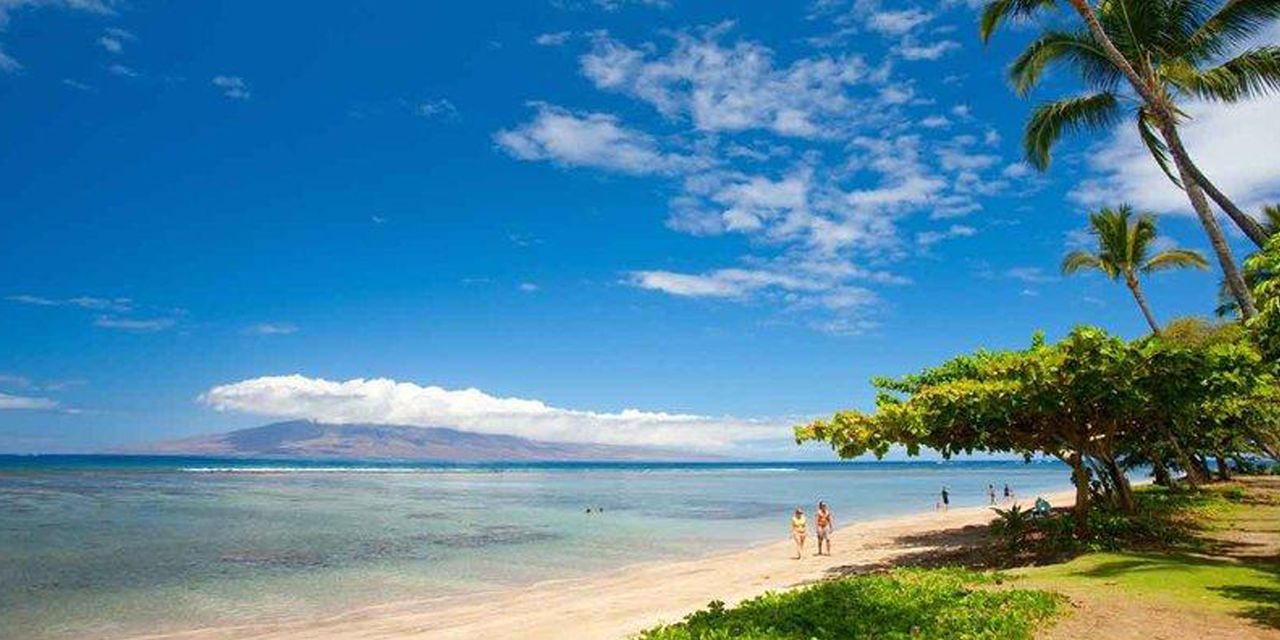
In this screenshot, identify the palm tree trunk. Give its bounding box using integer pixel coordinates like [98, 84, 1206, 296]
[1170, 136, 1270, 247]
[1156, 123, 1258, 319]
[1125, 274, 1162, 335]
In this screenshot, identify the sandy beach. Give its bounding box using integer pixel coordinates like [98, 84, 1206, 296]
[136, 488, 1077, 640]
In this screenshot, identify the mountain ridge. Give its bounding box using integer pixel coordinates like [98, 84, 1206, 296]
[124, 419, 720, 461]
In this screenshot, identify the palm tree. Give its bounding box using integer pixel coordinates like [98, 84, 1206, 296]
[1063, 205, 1209, 334]
[981, 0, 1280, 318]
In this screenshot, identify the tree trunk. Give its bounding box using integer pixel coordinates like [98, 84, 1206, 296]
[1151, 455, 1173, 487]
[1174, 143, 1270, 247]
[1215, 454, 1232, 481]
[1104, 456, 1135, 512]
[1194, 454, 1214, 482]
[1126, 274, 1162, 335]
[1068, 452, 1091, 538]
[1170, 438, 1203, 488]
[1158, 122, 1258, 319]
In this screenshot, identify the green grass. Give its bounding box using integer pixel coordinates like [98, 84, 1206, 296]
[636, 568, 1063, 640]
[1018, 551, 1278, 621]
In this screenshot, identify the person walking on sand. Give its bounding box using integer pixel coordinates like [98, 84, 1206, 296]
[940, 486, 950, 511]
[815, 501, 833, 556]
[790, 507, 807, 559]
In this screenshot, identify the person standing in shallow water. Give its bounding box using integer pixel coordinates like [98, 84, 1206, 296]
[987, 484, 997, 505]
[940, 487, 950, 511]
[815, 501, 833, 556]
[790, 507, 807, 559]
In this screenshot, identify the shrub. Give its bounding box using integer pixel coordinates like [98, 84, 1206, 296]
[637, 568, 1062, 640]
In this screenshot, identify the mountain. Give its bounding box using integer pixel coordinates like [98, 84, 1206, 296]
[126, 420, 716, 461]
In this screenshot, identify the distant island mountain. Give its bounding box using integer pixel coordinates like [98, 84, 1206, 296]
[126, 420, 717, 461]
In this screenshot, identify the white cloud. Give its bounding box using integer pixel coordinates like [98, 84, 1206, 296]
[7, 294, 132, 312]
[247, 323, 298, 336]
[199, 374, 785, 449]
[627, 268, 827, 298]
[916, 224, 976, 247]
[920, 115, 950, 128]
[518, 282, 540, 292]
[415, 98, 457, 120]
[212, 75, 249, 99]
[867, 8, 932, 35]
[535, 31, 572, 46]
[1006, 266, 1055, 283]
[94, 316, 175, 331]
[896, 37, 960, 60]
[1073, 98, 1280, 216]
[97, 27, 130, 53]
[0, 391, 57, 410]
[495, 102, 699, 174]
[579, 25, 875, 138]
[0, 46, 18, 72]
[107, 62, 137, 77]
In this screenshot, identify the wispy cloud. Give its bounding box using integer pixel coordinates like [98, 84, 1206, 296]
[415, 98, 458, 120]
[97, 26, 132, 53]
[535, 31, 572, 46]
[246, 323, 298, 336]
[212, 75, 250, 99]
[7, 294, 133, 312]
[94, 316, 175, 332]
[0, 391, 58, 411]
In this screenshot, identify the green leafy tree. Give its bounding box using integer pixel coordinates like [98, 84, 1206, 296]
[1245, 234, 1280, 362]
[981, 0, 1280, 317]
[1062, 205, 1208, 335]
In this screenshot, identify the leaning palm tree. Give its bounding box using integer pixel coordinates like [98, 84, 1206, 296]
[981, 0, 1280, 318]
[1063, 205, 1209, 334]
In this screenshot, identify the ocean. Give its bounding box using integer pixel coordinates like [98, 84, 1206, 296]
[0, 456, 1072, 639]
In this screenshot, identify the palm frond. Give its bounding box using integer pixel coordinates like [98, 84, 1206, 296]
[981, 0, 1060, 43]
[1142, 247, 1211, 272]
[1166, 46, 1280, 102]
[1262, 204, 1280, 235]
[1137, 107, 1182, 187]
[1024, 92, 1122, 170]
[1061, 250, 1111, 277]
[1009, 30, 1122, 95]
[1183, 0, 1280, 61]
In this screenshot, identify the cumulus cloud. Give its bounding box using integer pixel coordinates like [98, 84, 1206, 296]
[495, 102, 700, 174]
[200, 374, 785, 449]
[212, 75, 250, 99]
[1072, 98, 1280, 216]
[579, 25, 876, 138]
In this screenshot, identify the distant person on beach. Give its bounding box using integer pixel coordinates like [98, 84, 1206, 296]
[815, 501, 833, 556]
[1034, 496, 1051, 517]
[987, 484, 996, 505]
[940, 487, 950, 511]
[1003, 484, 1013, 501]
[790, 507, 807, 559]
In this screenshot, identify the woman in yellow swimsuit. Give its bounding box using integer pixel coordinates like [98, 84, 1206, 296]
[790, 507, 807, 560]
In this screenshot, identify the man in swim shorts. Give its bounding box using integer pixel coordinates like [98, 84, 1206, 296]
[815, 501, 833, 556]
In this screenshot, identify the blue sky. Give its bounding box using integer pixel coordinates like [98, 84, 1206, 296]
[1, 0, 1277, 455]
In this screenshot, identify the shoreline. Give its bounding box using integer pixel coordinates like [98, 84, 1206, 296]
[134, 487, 1079, 640]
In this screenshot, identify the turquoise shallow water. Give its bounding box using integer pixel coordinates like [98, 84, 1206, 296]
[0, 456, 1072, 639]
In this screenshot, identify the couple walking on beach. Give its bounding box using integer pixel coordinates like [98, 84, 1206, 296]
[790, 501, 833, 559]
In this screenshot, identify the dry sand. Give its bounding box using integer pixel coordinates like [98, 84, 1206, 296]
[137, 489, 1077, 640]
